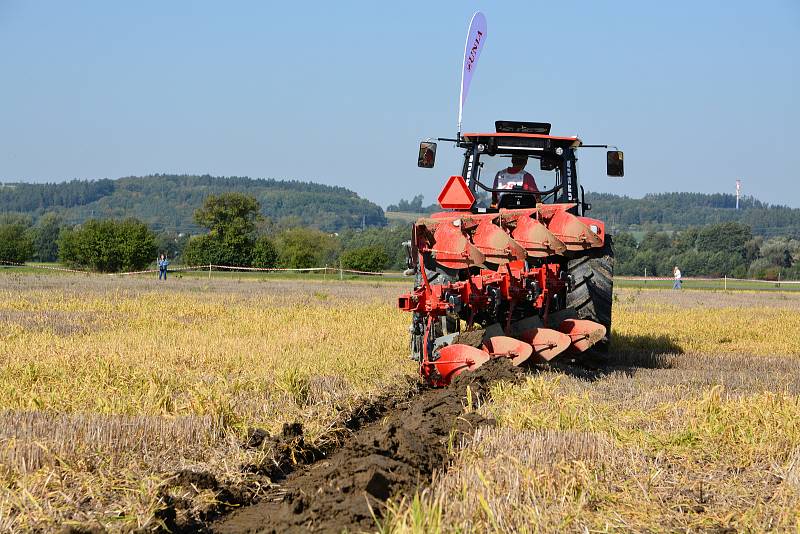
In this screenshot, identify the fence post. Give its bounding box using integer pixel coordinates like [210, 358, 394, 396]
[644, 267, 647, 285]
[208, 263, 211, 279]
[339, 261, 343, 281]
[724, 275, 727, 291]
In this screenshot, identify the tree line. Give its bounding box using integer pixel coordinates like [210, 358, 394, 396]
[615, 222, 799, 280]
[388, 192, 800, 238]
[2, 193, 798, 279]
[0, 174, 387, 234]
[0, 193, 404, 273]
[586, 192, 800, 238]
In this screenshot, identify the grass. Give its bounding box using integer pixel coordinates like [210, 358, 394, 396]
[0, 263, 81, 276]
[616, 277, 800, 291]
[5, 263, 800, 289]
[384, 290, 800, 532]
[3, 272, 800, 531]
[0, 263, 409, 283]
[0, 275, 413, 531]
[173, 269, 407, 283]
[395, 375, 800, 531]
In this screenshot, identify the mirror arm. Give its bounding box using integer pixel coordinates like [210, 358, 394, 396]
[581, 144, 622, 150]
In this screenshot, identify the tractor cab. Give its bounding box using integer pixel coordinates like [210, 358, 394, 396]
[419, 121, 623, 216]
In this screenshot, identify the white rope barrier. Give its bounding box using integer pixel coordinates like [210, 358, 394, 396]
[618, 276, 800, 285]
[2, 260, 797, 284]
[209, 264, 327, 272]
[0, 260, 395, 277]
[0, 260, 90, 275]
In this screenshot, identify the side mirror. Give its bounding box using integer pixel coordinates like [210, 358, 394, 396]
[418, 141, 437, 168]
[607, 150, 624, 177]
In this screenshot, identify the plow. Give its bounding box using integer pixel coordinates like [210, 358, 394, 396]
[399, 121, 623, 386]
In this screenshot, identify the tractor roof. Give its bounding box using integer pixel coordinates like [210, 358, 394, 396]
[461, 132, 582, 150]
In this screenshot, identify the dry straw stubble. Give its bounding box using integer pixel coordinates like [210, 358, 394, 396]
[0, 275, 413, 531]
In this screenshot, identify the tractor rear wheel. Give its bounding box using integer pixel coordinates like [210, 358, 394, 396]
[565, 235, 614, 350]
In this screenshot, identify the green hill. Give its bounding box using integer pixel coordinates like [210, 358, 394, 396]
[5, 177, 799, 239]
[388, 192, 800, 238]
[0, 175, 386, 233]
[587, 192, 800, 238]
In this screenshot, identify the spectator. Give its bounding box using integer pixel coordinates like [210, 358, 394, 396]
[158, 253, 169, 281]
[673, 265, 682, 290]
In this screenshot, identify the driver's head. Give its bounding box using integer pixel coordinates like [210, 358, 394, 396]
[511, 154, 528, 169]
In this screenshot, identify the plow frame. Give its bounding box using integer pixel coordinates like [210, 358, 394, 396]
[399, 211, 573, 386]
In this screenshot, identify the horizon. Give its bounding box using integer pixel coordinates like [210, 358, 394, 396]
[1, 1, 798, 207]
[0, 173, 791, 212]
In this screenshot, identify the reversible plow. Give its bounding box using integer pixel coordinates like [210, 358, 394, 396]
[399, 121, 622, 386]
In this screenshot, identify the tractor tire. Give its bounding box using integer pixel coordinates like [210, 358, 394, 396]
[565, 235, 614, 350]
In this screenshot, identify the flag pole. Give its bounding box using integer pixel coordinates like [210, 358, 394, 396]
[457, 12, 486, 141]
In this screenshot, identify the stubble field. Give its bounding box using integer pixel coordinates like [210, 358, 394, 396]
[1, 273, 799, 532]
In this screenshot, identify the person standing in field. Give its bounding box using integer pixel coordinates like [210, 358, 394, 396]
[158, 253, 169, 281]
[673, 265, 682, 289]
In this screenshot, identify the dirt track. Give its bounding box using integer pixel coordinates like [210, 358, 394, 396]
[209, 360, 522, 534]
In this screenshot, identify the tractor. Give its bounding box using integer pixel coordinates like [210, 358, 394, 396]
[398, 121, 623, 386]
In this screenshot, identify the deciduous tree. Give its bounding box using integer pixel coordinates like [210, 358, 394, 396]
[58, 219, 156, 272]
[0, 222, 34, 263]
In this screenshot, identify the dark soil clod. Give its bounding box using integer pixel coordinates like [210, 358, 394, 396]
[211, 359, 523, 534]
[245, 428, 269, 448]
[144, 389, 409, 533]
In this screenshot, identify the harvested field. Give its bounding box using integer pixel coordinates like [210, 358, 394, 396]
[1, 274, 800, 532]
[0, 275, 412, 531]
[385, 290, 800, 533]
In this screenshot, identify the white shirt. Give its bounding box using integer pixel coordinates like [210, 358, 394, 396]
[494, 169, 536, 190]
[674, 269, 681, 280]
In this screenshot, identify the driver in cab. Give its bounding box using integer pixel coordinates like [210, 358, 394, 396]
[492, 154, 539, 207]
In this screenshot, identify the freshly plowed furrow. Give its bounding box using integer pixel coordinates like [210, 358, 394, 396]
[209, 360, 522, 534]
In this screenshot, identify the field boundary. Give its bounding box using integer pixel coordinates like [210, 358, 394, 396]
[3, 260, 800, 285]
[0, 260, 401, 278]
[617, 275, 800, 285]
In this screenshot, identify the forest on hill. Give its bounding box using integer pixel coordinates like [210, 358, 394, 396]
[388, 192, 800, 238]
[1, 182, 799, 278]
[0, 175, 386, 233]
[384, 192, 800, 278]
[588, 192, 800, 237]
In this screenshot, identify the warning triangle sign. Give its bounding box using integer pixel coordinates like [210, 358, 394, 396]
[438, 175, 475, 210]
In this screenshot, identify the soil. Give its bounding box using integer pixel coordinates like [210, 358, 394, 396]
[151, 391, 405, 533]
[452, 328, 486, 347]
[209, 359, 523, 534]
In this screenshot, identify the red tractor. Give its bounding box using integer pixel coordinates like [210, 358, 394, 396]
[398, 121, 623, 386]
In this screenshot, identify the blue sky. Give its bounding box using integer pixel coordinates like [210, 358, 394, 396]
[1, 1, 798, 207]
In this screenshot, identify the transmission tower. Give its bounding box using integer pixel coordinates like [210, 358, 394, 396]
[736, 179, 742, 210]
